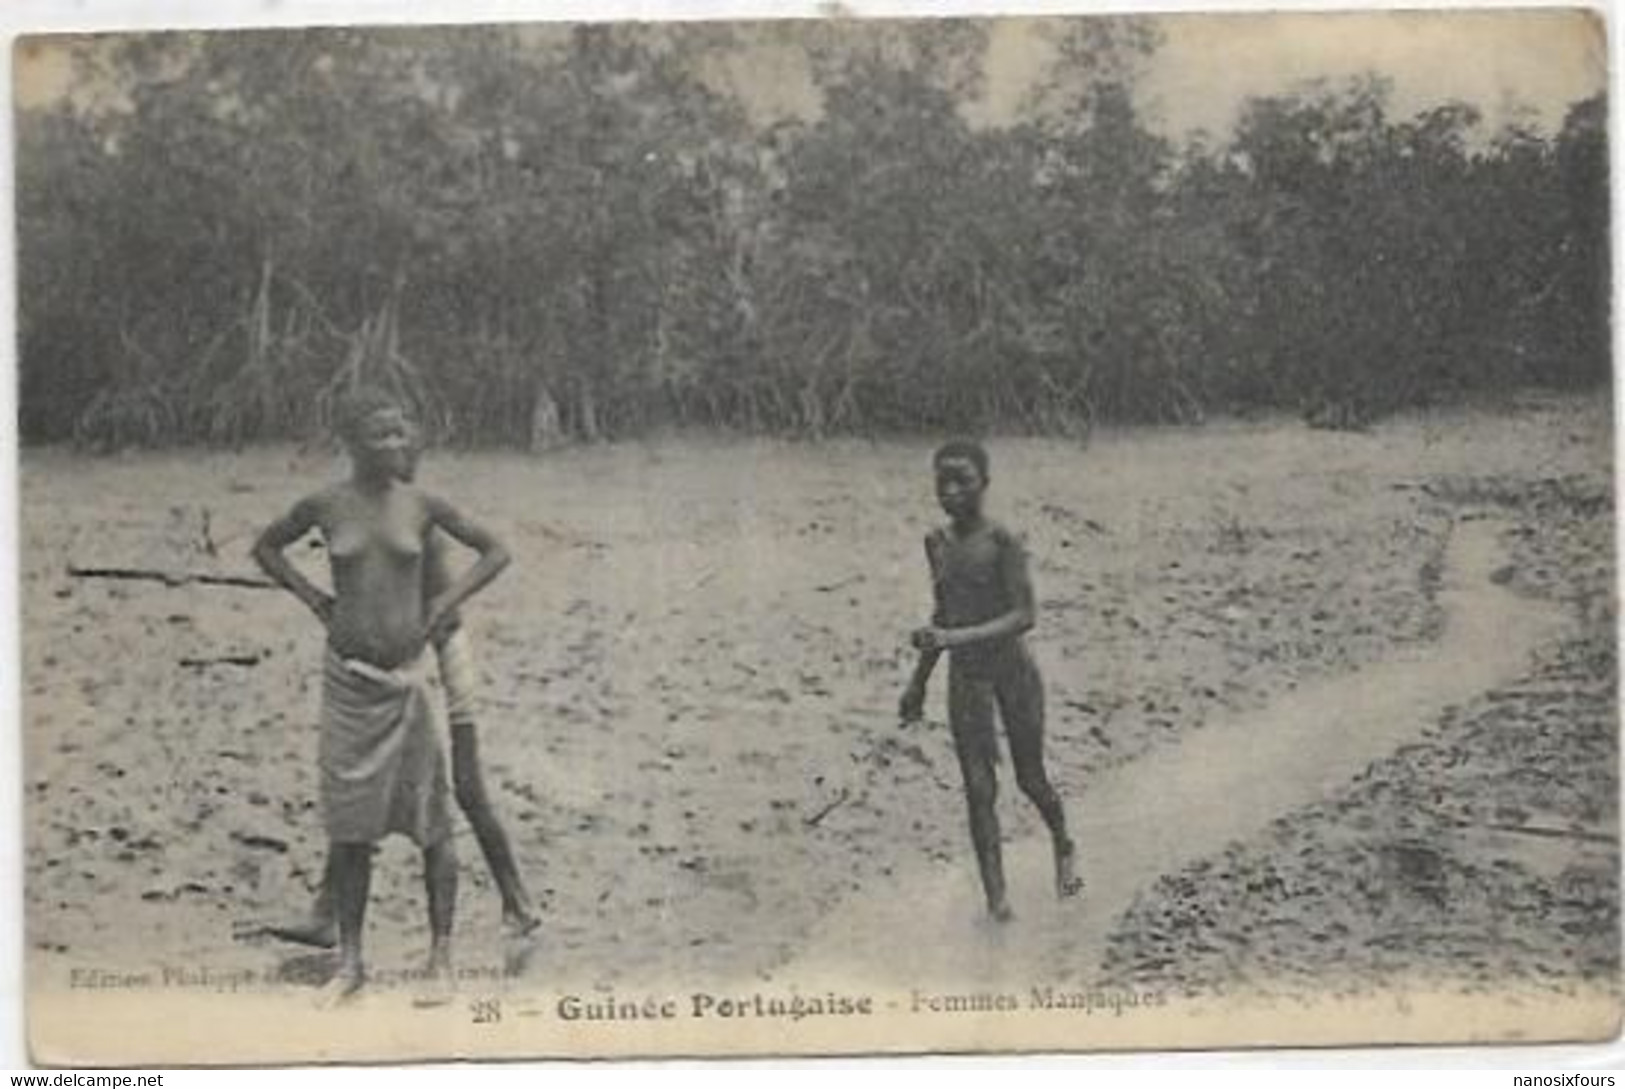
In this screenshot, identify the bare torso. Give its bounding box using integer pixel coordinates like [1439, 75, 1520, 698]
[318, 482, 432, 669]
[928, 520, 1032, 675]
[929, 521, 1017, 627]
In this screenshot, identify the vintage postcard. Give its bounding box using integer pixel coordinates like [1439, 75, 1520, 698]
[13, 6, 1619, 1066]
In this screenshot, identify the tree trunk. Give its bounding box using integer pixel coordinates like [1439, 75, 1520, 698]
[577, 382, 601, 443]
[529, 380, 566, 452]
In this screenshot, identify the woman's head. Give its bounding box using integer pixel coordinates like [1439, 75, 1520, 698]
[933, 439, 990, 522]
[336, 388, 413, 481]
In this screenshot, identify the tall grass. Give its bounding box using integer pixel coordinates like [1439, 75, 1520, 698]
[16, 28, 1610, 450]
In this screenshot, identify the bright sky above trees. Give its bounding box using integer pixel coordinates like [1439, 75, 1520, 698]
[18, 10, 1604, 140]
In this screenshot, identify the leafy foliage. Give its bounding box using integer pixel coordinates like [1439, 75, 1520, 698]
[16, 22, 1610, 448]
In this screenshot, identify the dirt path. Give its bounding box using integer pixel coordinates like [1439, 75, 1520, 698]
[773, 515, 1569, 991]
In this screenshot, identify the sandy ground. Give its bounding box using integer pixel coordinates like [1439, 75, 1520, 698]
[20, 393, 1616, 1012]
[781, 517, 1574, 990]
[1102, 471, 1619, 1000]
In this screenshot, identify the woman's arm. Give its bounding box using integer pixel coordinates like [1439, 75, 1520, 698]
[901, 534, 946, 723]
[917, 529, 1036, 650]
[421, 529, 460, 625]
[900, 647, 942, 723]
[252, 496, 332, 624]
[420, 495, 511, 636]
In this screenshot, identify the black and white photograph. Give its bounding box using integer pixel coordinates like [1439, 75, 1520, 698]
[12, 5, 1618, 1064]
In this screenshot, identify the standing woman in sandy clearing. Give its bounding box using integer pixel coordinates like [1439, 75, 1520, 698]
[258, 424, 540, 951]
[253, 388, 511, 1004]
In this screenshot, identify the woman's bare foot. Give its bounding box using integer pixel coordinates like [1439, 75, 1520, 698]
[989, 899, 1015, 924]
[314, 962, 364, 1009]
[1054, 841, 1084, 899]
[502, 910, 542, 942]
[265, 914, 339, 950]
[233, 911, 338, 949]
[412, 945, 455, 1009]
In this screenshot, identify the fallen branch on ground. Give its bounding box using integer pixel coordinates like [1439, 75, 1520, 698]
[814, 575, 864, 594]
[179, 654, 265, 669]
[803, 787, 850, 827]
[1458, 817, 1618, 846]
[68, 565, 277, 590]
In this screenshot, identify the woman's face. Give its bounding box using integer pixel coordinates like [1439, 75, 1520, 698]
[935, 456, 986, 521]
[349, 407, 413, 480]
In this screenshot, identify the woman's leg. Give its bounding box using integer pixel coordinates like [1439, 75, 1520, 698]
[949, 665, 1010, 920]
[451, 722, 539, 935]
[319, 841, 373, 1004]
[997, 657, 1081, 898]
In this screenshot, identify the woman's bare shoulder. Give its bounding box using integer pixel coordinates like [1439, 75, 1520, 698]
[286, 482, 347, 522]
[984, 519, 1029, 551]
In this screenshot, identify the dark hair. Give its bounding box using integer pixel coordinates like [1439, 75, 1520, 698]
[933, 439, 990, 479]
[335, 387, 406, 444]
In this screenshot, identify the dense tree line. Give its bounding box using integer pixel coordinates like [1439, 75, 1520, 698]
[16, 21, 1609, 449]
